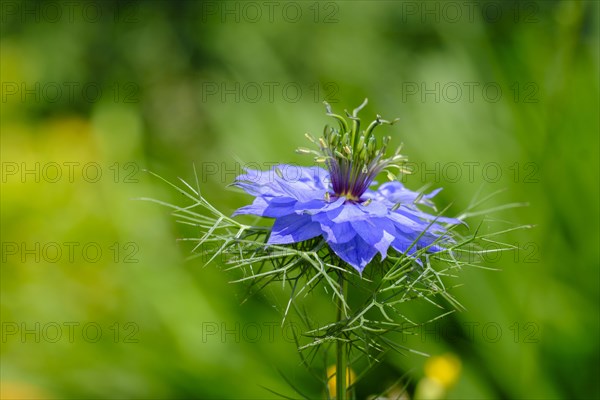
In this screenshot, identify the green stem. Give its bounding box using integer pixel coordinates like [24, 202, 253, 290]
[336, 273, 347, 400]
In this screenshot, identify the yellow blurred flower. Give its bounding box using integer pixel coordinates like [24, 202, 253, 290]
[327, 364, 356, 398]
[424, 353, 461, 388]
[0, 381, 47, 399]
[415, 353, 462, 400]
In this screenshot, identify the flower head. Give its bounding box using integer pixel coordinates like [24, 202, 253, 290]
[233, 100, 462, 273]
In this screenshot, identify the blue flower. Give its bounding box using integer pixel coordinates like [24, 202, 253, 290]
[233, 165, 462, 273]
[232, 100, 462, 274]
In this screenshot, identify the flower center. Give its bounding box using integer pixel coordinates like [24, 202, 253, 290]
[298, 99, 409, 200]
[339, 191, 361, 202]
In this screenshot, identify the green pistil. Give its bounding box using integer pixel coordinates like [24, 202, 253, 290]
[298, 99, 408, 200]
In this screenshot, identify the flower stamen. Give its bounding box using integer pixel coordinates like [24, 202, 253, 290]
[301, 99, 406, 201]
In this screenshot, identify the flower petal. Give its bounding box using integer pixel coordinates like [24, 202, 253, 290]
[313, 218, 357, 244]
[233, 196, 298, 218]
[376, 181, 440, 208]
[328, 235, 379, 273]
[268, 213, 323, 244]
[350, 218, 396, 259]
[391, 233, 418, 256]
[234, 165, 330, 202]
[294, 197, 345, 215]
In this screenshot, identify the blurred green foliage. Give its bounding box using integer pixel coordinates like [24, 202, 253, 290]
[1, 1, 598, 399]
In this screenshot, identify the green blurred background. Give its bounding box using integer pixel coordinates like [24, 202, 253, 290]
[1, 1, 598, 399]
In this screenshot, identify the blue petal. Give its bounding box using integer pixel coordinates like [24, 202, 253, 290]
[387, 210, 429, 233]
[262, 197, 298, 217]
[313, 218, 356, 244]
[328, 235, 379, 273]
[294, 197, 345, 215]
[232, 197, 269, 217]
[329, 203, 366, 222]
[233, 181, 273, 197]
[391, 228, 450, 257]
[268, 213, 323, 244]
[327, 200, 388, 223]
[376, 181, 440, 208]
[233, 196, 298, 218]
[360, 200, 389, 216]
[391, 234, 418, 256]
[234, 165, 330, 202]
[350, 218, 396, 259]
[286, 165, 330, 189]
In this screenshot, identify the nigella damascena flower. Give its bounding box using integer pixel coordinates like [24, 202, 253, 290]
[233, 100, 462, 273]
